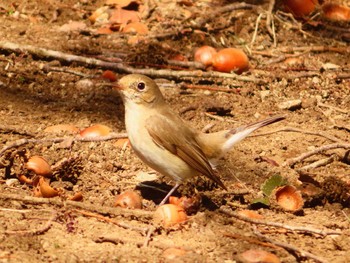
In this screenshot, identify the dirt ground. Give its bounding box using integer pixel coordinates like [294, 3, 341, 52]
[0, 0, 349, 262]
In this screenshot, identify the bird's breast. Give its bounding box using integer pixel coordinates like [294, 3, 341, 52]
[124, 108, 196, 182]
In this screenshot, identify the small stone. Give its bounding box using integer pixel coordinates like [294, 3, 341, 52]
[260, 90, 270, 100]
[6, 178, 19, 186]
[301, 98, 317, 109]
[75, 79, 94, 90]
[322, 62, 339, 70]
[312, 77, 320, 84]
[254, 112, 261, 119]
[278, 99, 302, 111]
[135, 171, 158, 182]
[322, 90, 329, 98]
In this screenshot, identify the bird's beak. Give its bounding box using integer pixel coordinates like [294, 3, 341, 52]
[114, 83, 123, 91]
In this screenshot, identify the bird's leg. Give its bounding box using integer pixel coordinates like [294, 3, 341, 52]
[158, 182, 181, 206]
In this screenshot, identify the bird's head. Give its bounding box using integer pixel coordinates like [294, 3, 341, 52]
[116, 74, 165, 107]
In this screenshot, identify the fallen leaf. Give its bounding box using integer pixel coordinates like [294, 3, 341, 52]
[109, 7, 140, 24]
[106, 0, 132, 7]
[59, 21, 87, 32]
[240, 249, 280, 263]
[122, 22, 148, 34]
[96, 26, 114, 34]
[44, 124, 79, 134]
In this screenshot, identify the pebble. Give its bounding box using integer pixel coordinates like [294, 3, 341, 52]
[312, 77, 320, 84]
[278, 99, 302, 111]
[75, 79, 94, 91]
[6, 178, 19, 186]
[301, 98, 317, 109]
[260, 90, 270, 100]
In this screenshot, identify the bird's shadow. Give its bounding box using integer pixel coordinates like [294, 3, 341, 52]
[136, 181, 221, 211]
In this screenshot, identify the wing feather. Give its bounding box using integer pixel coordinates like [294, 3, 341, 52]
[145, 114, 226, 189]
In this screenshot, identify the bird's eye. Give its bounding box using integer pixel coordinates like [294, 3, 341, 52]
[137, 82, 145, 91]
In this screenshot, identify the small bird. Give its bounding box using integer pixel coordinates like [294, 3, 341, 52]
[117, 74, 285, 205]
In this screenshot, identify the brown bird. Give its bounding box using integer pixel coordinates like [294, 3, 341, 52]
[117, 74, 285, 205]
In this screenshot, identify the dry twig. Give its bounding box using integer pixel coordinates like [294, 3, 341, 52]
[3, 210, 57, 235]
[297, 155, 338, 171]
[284, 143, 350, 167]
[75, 209, 148, 234]
[181, 84, 240, 93]
[265, 0, 276, 46]
[193, 2, 256, 29]
[0, 193, 153, 219]
[219, 207, 342, 236]
[250, 13, 264, 47]
[0, 133, 128, 158]
[0, 41, 261, 83]
[252, 126, 345, 143]
[253, 227, 329, 263]
[223, 231, 280, 249]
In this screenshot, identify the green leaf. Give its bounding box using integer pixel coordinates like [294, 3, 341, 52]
[261, 174, 287, 197]
[251, 197, 269, 206]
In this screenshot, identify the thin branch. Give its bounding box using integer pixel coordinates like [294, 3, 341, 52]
[251, 126, 345, 143]
[181, 84, 240, 93]
[0, 41, 261, 83]
[223, 231, 280, 249]
[279, 45, 350, 54]
[317, 102, 349, 114]
[253, 227, 329, 263]
[143, 226, 156, 247]
[0, 132, 128, 157]
[219, 207, 342, 236]
[0, 193, 153, 219]
[193, 2, 256, 29]
[297, 155, 338, 171]
[74, 209, 148, 234]
[4, 210, 57, 235]
[284, 143, 350, 167]
[43, 65, 95, 78]
[250, 13, 264, 47]
[265, 0, 276, 46]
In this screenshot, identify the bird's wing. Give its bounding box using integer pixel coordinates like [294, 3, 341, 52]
[145, 114, 226, 189]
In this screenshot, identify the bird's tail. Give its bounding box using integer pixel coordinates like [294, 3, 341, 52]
[198, 115, 285, 163]
[221, 115, 285, 154]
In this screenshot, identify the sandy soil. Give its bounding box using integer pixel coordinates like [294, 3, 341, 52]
[0, 0, 349, 262]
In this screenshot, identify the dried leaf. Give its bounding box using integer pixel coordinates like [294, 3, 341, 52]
[109, 7, 140, 24]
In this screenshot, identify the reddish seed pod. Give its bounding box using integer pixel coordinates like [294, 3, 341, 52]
[169, 195, 201, 214]
[212, 48, 249, 74]
[79, 124, 111, 138]
[322, 3, 350, 22]
[282, 0, 318, 18]
[115, 190, 142, 209]
[154, 204, 187, 228]
[194, 46, 217, 67]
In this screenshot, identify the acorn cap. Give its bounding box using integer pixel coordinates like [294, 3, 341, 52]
[273, 185, 304, 212]
[25, 156, 52, 177]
